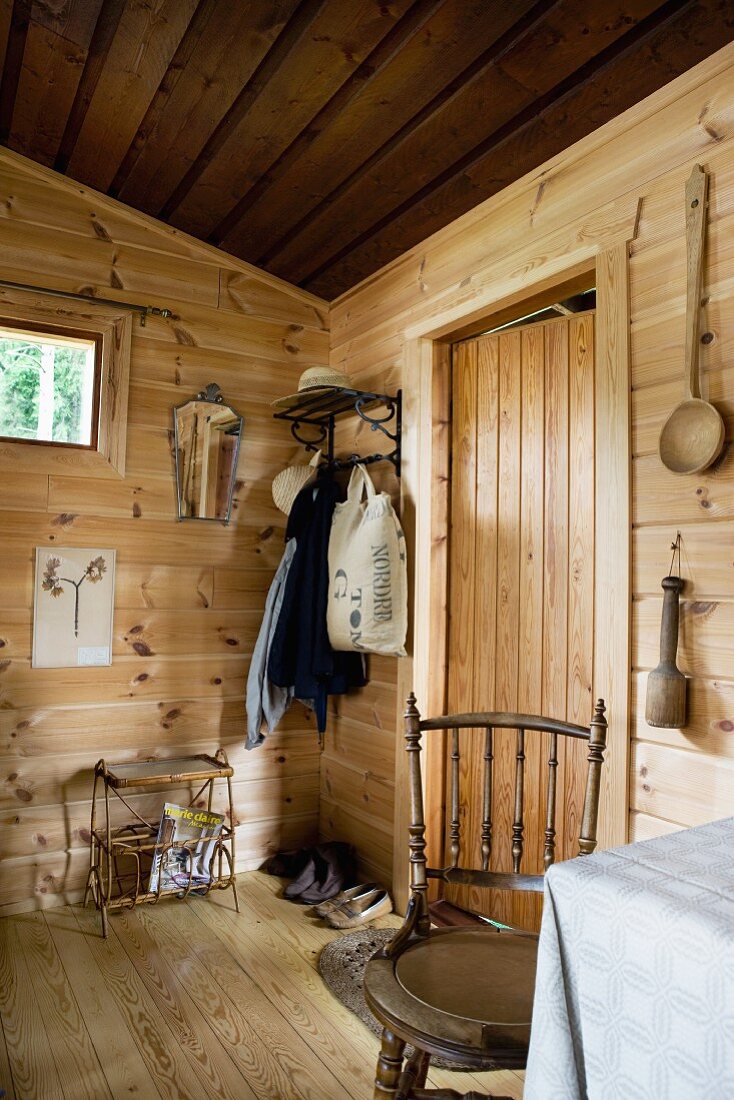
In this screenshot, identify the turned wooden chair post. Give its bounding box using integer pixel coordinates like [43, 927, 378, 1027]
[375, 1030, 407, 1098]
[396, 1050, 430, 1099]
[406, 692, 431, 934]
[374, 695, 431, 1098]
[578, 699, 607, 856]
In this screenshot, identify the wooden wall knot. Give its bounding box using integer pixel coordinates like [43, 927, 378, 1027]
[91, 219, 113, 242]
[685, 600, 717, 619]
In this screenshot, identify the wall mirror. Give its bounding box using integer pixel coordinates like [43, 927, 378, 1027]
[173, 384, 243, 524]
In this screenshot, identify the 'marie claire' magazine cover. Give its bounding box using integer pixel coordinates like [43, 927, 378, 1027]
[148, 803, 225, 894]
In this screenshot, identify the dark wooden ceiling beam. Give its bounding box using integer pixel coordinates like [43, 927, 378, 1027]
[166, 0, 417, 240]
[251, 0, 559, 269]
[53, 0, 126, 173]
[108, 0, 220, 198]
[111, 0, 302, 211]
[305, 0, 732, 298]
[218, 0, 552, 265]
[64, 0, 200, 191]
[259, 0, 669, 285]
[158, 0, 329, 221]
[0, 0, 30, 144]
[207, 0, 447, 246]
[29, 0, 105, 45]
[276, 0, 697, 290]
[0, 2, 11, 71]
[218, 0, 555, 262]
[9, 0, 104, 166]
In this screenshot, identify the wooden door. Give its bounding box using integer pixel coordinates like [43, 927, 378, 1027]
[446, 312, 596, 931]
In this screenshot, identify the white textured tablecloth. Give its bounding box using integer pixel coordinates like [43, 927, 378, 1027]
[524, 817, 734, 1100]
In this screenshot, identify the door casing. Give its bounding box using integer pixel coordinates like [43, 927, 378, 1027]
[392, 250, 631, 912]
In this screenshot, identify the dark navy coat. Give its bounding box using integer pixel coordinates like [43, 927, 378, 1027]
[267, 471, 366, 731]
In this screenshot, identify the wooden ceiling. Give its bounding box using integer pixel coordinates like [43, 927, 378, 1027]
[1, 1, 733, 300]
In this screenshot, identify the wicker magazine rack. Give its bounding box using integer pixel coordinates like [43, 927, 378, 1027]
[84, 751, 239, 937]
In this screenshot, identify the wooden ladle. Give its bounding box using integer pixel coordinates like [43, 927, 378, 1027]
[659, 164, 725, 474]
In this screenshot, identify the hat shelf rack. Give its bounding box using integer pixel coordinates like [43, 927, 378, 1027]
[273, 386, 402, 477]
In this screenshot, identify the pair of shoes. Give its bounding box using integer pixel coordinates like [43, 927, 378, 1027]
[312, 882, 378, 918]
[283, 842, 357, 904]
[324, 886, 393, 928]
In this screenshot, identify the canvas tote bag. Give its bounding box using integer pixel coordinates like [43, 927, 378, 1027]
[327, 464, 407, 656]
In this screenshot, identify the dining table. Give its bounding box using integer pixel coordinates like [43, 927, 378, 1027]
[524, 816, 734, 1100]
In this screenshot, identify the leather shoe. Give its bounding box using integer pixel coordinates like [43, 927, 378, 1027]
[325, 887, 393, 928]
[312, 881, 379, 918]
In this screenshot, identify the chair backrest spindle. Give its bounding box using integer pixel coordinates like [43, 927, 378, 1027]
[450, 729, 461, 868]
[511, 729, 526, 872]
[543, 731, 558, 871]
[480, 727, 493, 871]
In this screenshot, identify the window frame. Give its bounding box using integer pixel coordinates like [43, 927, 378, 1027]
[0, 289, 133, 478]
[0, 317, 104, 451]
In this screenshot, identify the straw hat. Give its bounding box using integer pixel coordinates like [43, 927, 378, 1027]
[272, 450, 322, 515]
[271, 364, 351, 409]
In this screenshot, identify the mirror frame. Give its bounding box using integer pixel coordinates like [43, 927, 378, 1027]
[173, 383, 244, 525]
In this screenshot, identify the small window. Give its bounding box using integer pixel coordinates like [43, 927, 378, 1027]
[0, 320, 102, 448]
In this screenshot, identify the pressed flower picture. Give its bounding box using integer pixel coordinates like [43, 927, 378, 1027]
[33, 547, 116, 668]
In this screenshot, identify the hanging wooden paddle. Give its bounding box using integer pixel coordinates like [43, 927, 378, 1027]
[658, 165, 725, 474]
[645, 538, 687, 729]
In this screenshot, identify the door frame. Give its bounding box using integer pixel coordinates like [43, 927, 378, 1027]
[392, 246, 632, 910]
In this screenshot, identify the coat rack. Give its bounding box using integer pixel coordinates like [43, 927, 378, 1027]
[273, 386, 402, 476]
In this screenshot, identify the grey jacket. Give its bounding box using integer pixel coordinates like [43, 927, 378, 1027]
[245, 539, 297, 749]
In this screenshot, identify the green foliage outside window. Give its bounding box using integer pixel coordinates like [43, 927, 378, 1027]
[0, 335, 88, 443]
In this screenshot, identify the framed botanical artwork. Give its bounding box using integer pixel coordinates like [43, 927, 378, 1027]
[32, 547, 116, 668]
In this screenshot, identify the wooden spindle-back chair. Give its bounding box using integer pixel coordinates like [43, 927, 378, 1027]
[364, 693, 608, 1100]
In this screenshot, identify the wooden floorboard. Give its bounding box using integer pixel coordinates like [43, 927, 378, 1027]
[0, 1020, 16, 1100]
[13, 912, 111, 1099]
[0, 916, 65, 1099]
[0, 871, 525, 1100]
[43, 906, 159, 1099]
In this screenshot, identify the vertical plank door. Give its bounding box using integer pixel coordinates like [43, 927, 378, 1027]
[446, 312, 596, 931]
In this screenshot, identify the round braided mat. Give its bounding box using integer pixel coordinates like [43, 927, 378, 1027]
[318, 928, 466, 1070]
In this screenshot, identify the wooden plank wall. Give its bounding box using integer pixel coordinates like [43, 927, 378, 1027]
[0, 148, 329, 913]
[328, 44, 734, 882]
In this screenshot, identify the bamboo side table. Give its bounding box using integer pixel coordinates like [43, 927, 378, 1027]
[84, 751, 239, 937]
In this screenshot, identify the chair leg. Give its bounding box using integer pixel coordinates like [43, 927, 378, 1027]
[374, 1028, 407, 1098]
[414, 1050, 430, 1088]
[396, 1050, 430, 1099]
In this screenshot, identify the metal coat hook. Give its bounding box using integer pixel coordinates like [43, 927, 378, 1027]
[274, 386, 402, 476]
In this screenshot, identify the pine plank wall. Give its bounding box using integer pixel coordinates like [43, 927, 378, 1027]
[0, 149, 328, 914]
[3, 44, 734, 914]
[328, 43, 734, 886]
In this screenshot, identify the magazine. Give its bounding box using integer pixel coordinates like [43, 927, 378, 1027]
[148, 802, 225, 894]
